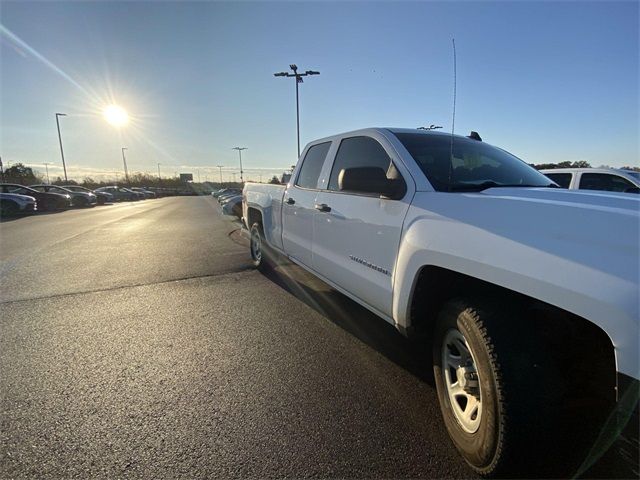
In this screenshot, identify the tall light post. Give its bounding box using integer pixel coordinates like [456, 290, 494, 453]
[43, 163, 51, 183]
[274, 64, 320, 158]
[216, 165, 224, 184]
[55, 113, 68, 181]
[121, 147, 129, 184]
[232, 147, 247, 183]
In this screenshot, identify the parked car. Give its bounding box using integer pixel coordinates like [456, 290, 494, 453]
[95, 186, 139, 201]
[217, 190, 241, 202]
[213, 188, 238, 198]
[0, 192, 37, 216]
[130, 187, 156, 199]
[122, 187, 145, 200]
[30, 184, 97, 207]
[63, 185, 113, 205]
[221, 195, 242, 217]
[243, 127, 639, 477]
[540, 168, 640, 193]
[0, 183, 71, 210]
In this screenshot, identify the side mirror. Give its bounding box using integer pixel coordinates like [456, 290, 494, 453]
[338, 167, 405, 199]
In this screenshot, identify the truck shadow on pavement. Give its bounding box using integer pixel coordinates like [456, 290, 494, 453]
[260, 258, 435, 386]
[256, 255, 638, 480]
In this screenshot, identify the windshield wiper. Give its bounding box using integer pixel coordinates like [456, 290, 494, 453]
[449, 181, 556, 192]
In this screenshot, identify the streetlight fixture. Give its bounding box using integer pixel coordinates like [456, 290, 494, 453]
[216, 165, 224, 184]
[121, 147, 129, 184]
[232, 147, 247, 183]
[274, 64, 320, 158]
[55, 113, 68, 181]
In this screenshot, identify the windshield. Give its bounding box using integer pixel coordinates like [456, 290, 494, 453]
[394, 132, 554, 192]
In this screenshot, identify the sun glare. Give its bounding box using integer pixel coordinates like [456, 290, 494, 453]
[103, 105, 129, 127]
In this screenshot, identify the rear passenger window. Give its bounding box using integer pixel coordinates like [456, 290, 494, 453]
[544, 173, 572, 188]
[328, 136, 393, 191]
[579, 173, 635, 193]
[295, 142, 331, 189]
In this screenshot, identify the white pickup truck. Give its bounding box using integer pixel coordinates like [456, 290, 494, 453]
[243, 128, 639, 477]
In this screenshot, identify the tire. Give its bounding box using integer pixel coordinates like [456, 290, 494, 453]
[250, 222, 272, 271]
[432, 298, 561, 477]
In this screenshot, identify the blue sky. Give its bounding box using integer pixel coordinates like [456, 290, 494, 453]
[1, 1, 638, 181]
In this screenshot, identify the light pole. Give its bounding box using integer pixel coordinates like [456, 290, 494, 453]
[55, 113, 68, 181]
[232, 147, 247, 183]
[216, 165, 224, 184]
[121, 147, 129, 184]
[274, 64, 320, 158]
[43, 163, 51, 183]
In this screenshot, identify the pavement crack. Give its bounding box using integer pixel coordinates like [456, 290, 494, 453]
[0, 266, 256, 306]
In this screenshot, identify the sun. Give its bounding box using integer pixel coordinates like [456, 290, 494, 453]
[103, 105, 129, 127]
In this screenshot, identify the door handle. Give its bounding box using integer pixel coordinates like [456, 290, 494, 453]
[314, 203, 331, 212]
[285, 197, 295, 205]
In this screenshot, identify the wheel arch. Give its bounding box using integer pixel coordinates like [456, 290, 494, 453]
[407, 264, 618, 403]
[245, 204, 278, 249]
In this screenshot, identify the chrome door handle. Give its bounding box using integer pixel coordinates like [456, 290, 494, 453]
[285, 197, 295, 205]
[314, 203, 331, 212]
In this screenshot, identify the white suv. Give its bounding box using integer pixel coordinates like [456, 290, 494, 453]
[540, 168, 640, 193]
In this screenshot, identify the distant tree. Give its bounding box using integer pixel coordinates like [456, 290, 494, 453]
[571, 160, 591, 168]
[55, 178, 77, 185]
[533, 160, 591, 170]
[268, 176, 280, 184]
[3, 163, 43, 184]
[621, 165, 640, 172]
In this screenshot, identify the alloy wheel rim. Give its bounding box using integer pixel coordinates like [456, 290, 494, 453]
[442, 328, 482, 433]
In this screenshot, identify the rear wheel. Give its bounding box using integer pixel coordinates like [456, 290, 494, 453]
[250, 222, 272, 271]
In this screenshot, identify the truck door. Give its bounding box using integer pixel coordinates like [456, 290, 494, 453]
[281, 141, 332, 268]
[311, 135, 412, 317]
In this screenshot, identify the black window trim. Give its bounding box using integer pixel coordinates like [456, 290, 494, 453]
[293, 140, 333, 192]
[322, 135, 408, 200]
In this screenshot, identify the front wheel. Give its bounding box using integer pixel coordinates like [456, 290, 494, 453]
[432, 298, 559, 477]
[250, 222, 271, 271]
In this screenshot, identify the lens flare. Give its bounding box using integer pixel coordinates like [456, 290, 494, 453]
[103, 105, 129, 127]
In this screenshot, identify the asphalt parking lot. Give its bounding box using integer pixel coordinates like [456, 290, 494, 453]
[0, 196, 636, 478]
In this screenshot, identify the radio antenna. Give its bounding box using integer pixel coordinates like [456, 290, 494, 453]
[448, 38, 457, 191]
